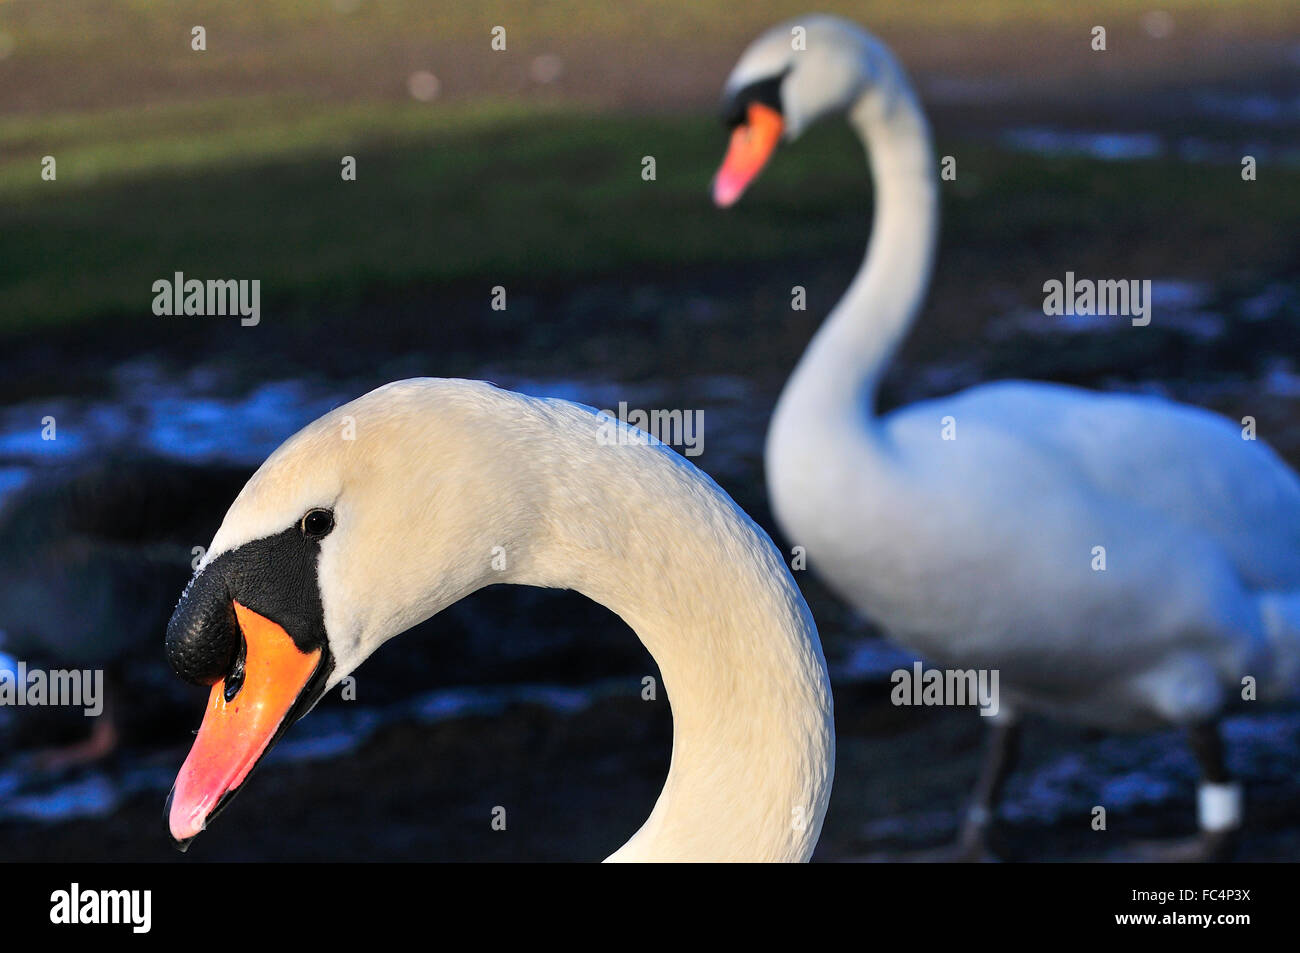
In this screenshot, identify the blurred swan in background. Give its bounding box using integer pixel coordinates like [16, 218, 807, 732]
[162, 378, 834, 861]
[713, 14, 1300, 859]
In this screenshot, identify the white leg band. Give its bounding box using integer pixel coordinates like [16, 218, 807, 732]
[1197, 781, 1242, 833]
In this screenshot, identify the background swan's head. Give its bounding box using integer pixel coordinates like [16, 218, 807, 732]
[163, 378, 540, 845]
[713, 14, 911, 206]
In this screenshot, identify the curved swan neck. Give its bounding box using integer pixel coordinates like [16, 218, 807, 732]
[785, 67, 939, 425]
[314, 388, 837, 862]
[495, 401, 834, 861]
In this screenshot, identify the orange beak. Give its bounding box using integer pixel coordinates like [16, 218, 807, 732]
[712, 102, 785, 208]
[167, 601, 322, 846]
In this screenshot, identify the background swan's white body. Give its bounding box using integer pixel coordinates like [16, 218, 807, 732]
[774, 376, 1300, 730]
[203, 378, 835, 861]
[730, 16, 1300, 735]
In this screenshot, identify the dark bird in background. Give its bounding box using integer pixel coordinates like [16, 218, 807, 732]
[0, 456, 250, 768]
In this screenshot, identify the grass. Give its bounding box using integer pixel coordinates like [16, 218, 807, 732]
[0, 0, 1296, 338]
[0, 96, 852, 335]
[1, 92, 1297, 338]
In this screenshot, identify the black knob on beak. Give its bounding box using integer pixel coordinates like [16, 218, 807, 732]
[165, 566, 241, 686]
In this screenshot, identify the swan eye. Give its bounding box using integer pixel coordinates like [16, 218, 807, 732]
[300, 508, 335, 540]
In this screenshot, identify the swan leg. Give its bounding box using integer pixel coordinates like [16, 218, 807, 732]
[1188, 721, 1241, 861]
[846, 719, 1022, 862]
[955, 719, 1021, 859]
[1118, 722, 1242, 862]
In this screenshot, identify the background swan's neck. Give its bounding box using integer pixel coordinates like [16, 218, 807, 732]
[508, 403, 834, 861]
[782, 76, 938, 429]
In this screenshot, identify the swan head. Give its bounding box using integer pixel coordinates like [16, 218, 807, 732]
[713, 14, 906, 206]
[163, 379, 538, 847]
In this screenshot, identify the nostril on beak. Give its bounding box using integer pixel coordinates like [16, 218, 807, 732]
[222, 634, 248, 702]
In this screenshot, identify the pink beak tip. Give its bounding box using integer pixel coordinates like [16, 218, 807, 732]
[712, 175, 742, 209]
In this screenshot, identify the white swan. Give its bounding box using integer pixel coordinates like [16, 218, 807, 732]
[714, 15, 1300, 857]
[163, 378, 834, 862]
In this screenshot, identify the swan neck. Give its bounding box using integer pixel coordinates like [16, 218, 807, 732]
[514, 422, 834, 861]
[791, 80, 938, 420]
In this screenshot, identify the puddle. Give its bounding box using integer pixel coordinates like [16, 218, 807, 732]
[1194, 91, 1300, 125]
[832, 638, 920, 682]
[987, 278, 1221, 339]
[0, 677, 632, 825]
[1001, 127, 1300, 167]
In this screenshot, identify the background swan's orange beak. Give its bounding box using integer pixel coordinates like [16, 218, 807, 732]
[712, 102, 784, 208]
[167, 600, 321, 845]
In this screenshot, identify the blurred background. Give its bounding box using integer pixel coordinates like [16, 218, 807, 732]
[0, 0, 1298, 861]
